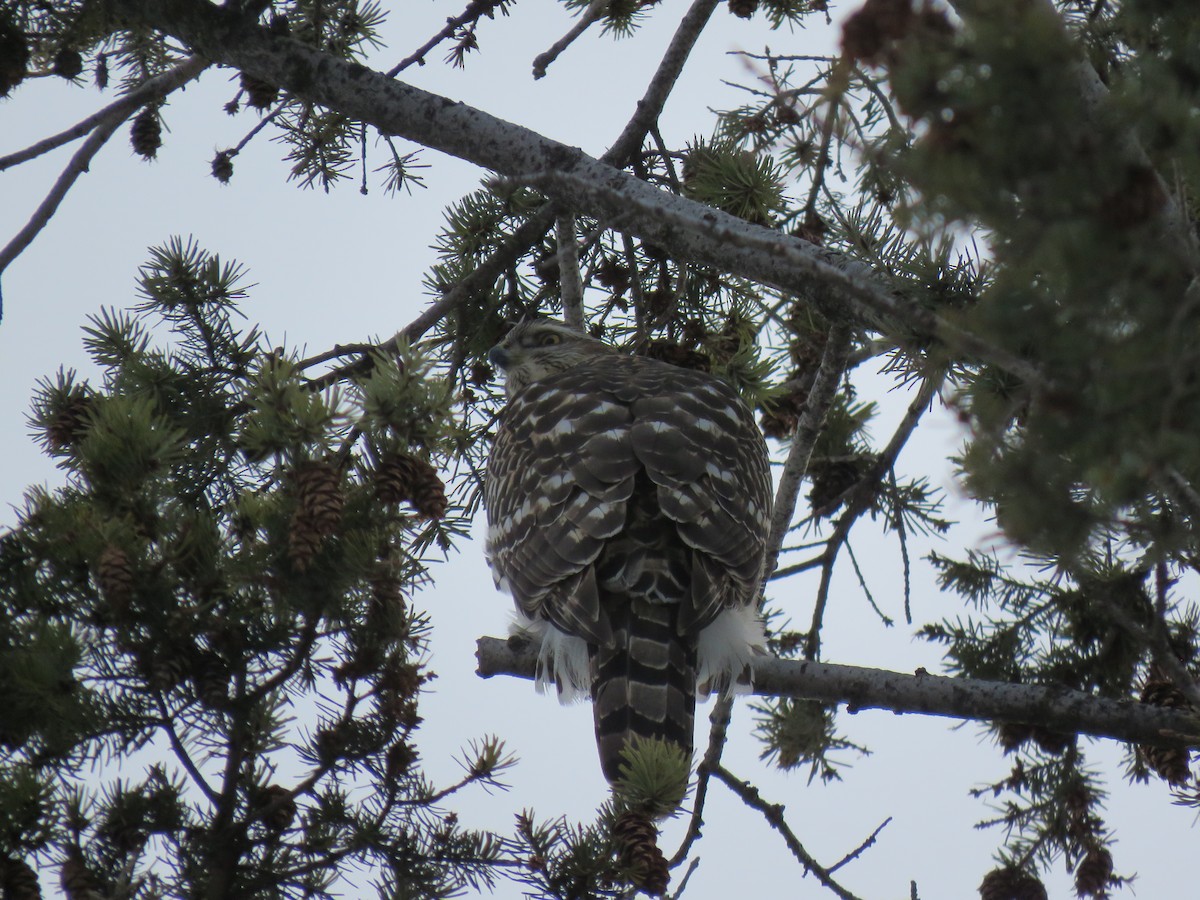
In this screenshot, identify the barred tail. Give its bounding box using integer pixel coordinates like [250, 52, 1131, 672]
[590, 597, 696, 785]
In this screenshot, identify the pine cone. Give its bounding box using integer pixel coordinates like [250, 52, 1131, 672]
[996, 721, 1034, 754]
[613, 810, 669, 897]
[978, 865, 1047, 900]
[94, 53, 107, 90]
[594, 256, 631, 295]
[1137, 672, 1193, 784]
[146, 653, 189, 691]
[97, 544, 134, 608]
[211, 151, 234, 184]
[1030, 726, 1073, 756]
[469, 361, 494, 386]
[760, 381, 807, 440]
[1074, 847, 1114, 898]
[841, 0, 914, 66]
[0, 856, 41, 900]
[52, 48, 83, 80]
[194, 658, 231, 710]
[386, 741, 418, 779]
[0, 12, 29, 98]
[727, 0, 758, 18]
[808, 458, 868, 515]
[103, 803, 148, 855]
[130, 107, 162, 160]
[257, 784, 297, 832]
[240, 72, 279, 110]
[289, 462, 344, 570]
[374, 453, 447, 520]
[47, 392, 94, 450]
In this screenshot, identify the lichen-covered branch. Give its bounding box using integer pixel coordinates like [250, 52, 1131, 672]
[476, 636, 1200, 749]
[104, 0, 1049, 390]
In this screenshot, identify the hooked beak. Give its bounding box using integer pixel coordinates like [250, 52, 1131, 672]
[488, 345, 511, 370]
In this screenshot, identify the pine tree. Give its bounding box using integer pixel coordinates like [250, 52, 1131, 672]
[3, 1, 1200, 897]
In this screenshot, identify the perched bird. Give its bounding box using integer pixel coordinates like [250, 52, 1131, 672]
[484, 319, 771, 784]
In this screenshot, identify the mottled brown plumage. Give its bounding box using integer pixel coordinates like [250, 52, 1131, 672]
[484, 320, 770, 784]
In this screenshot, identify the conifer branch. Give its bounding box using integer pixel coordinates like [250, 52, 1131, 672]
[387, 0, 507, 76]
[0, 55, 208, 173]
[667, 694, 732, 869]
[105, 0, 1051, 392]
[0, 55, 208, 278]
[475, 636, 1200, 750]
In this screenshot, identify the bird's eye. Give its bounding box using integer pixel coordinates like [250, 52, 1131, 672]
[537, 332, 563, 347]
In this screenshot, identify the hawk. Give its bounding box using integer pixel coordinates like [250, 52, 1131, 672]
[484, 319, 772, 784]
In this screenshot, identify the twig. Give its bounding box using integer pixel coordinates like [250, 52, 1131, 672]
[889, 467, 913, 625]
[476, 635, 1200, 749]
[601, 0, 722, 166]
[712, 765, 865, 900]
[387, 0, 507, 76]
[667, 857, 700, 899]
[804, 370, 942, 658]
[828, 817, 891, 873]
[761, 323, 852, 588]
[667, 695, 733, 868]
[0, 56, 208, 278]
[155, 697, 220, 807]
[532, 0, 611, 80]
[555, 213, 585, 331]
[301, 206, 558, 392]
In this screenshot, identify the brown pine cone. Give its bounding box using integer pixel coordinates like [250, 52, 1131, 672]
[211, 151, 234, 184]
[60, 848, 102, 900]
[1074, 847, 1114, 898]
[97, 544, 134, 607]
[978, 865, 1048, 900]
[257, 784, 297, 832]
[1138, 671, 1194, 784]
[130, 107, 162, 160]
[240, 72, 279, 110]
[46, 391, 94, 450]
[727, 0, 758, 18]
[613, 810, 668, 896]
[808, 458, 868, 516]
[289, 461, 344, 570]
[375, 453, 447, 520]
[645, 342, 710, 372]
[52, 48, 83, 80]
[0, 13, 29, 98]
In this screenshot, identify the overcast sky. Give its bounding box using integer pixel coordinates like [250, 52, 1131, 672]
[0, 2, 1194, 898]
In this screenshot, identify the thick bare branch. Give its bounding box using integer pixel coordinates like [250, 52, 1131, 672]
[476, 636, 1200, 750]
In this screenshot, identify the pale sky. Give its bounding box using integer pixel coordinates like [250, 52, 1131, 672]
[0, 2, 1192, 898]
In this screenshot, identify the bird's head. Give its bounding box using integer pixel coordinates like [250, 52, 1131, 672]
[488, 319, 616, 397]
